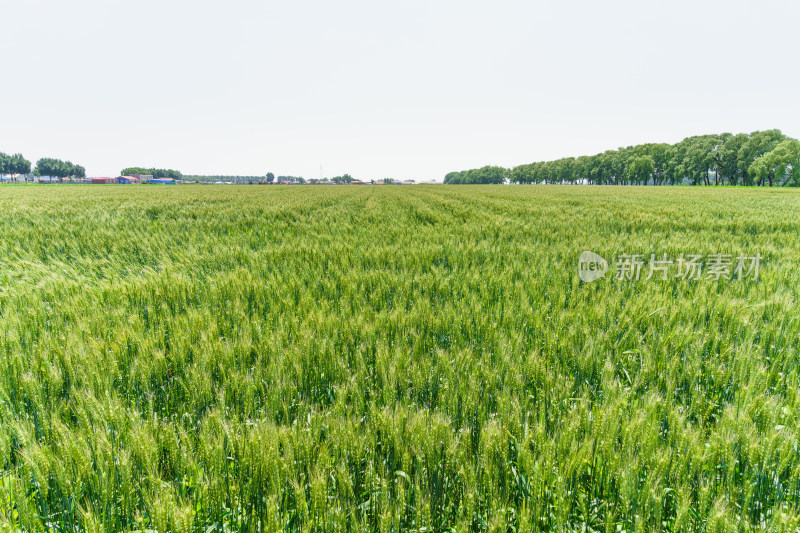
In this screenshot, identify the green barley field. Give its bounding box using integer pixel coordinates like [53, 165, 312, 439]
[1, 185, 800, 532]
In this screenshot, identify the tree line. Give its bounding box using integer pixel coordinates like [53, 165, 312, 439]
[265, 172, 306, 184]
[185, 175, 269, 183]
[445, 130, 800, 186]
[444, 166, 507, 185]
[0, 153, 32, 181]
[121, 167, 183, 180]
[1, 153, 88, 182]
[181, 174, 308, 184]
[35, 158, 86, 181]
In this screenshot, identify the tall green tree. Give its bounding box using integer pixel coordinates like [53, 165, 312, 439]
[510, 163, 536, 184]
[750, 139, 800, 187]
[625, 155, 655, 185]
[12, 154, 32, 180]
[35, 158, 85, 182]
[635, 143, 670, 185]
[738, 130, 786, 185]
[716, 133, 749, 185]
[0, 153, 31, 182]
[572, 156, 592, 184]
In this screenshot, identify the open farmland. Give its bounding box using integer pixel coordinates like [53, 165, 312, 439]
[1, 185, 800, 532]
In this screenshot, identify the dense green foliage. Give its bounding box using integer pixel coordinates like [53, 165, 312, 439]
[184, 175, 269, 184]
[750, 140, 800, 187]
[329, 174, 354, 184]
[183, 175, 308, 184]
[446, 130, 799, 186]
[34, 158, 86, 181]
[122, 167, 184, 180]
[1, 186, 799, 531]
[0, 153, 31, 180]
[444, 166, 508, 184]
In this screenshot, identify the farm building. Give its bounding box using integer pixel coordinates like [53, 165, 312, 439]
[149, 178, 175, 184]
[131, 174, 153, 183]
[117, 176, 141, 184]
[91, 177, 118, 184]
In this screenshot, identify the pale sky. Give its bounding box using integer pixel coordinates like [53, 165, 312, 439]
[2, 0, 798, 180]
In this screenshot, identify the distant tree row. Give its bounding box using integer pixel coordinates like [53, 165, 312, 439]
[305, 175, 354, 184]
[330, 174, 354, 184]
[266, 173, 306, 184]
[34, 158, 85, 182]
[279, 176, 305, 184]
[183, 174, 307, 184]
[0, 153, 32, 181]
[444, 166, 508, 184]
[121, 167, 183, 180]
[445, 130, 800, 186]
[185, 175, 266, 183]
[2, 154, 87, 182]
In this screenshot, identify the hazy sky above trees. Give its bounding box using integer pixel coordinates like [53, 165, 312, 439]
[2, 0, 798, 180]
